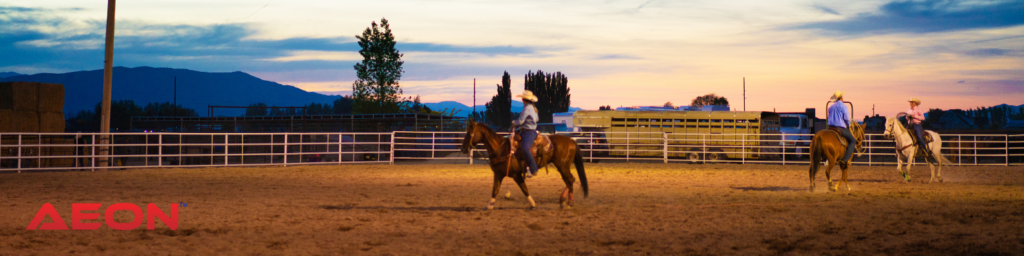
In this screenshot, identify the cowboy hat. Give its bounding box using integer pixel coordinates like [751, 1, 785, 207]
[908, 98, 921, 104]
[517, 90, 538, 102]
[830, 91, 845, 101]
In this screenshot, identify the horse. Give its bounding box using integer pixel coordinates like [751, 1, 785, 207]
[883, 114, 953, 183]
[460, 120, 589, 210]
[808, 123, 865, 192]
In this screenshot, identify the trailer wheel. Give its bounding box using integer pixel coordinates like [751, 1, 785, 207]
[707, 150, 725, 162]
[686, 149, 701, 163]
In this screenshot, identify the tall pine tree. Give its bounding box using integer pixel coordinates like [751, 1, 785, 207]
[484, 71, 513, 130]
[523, 70, 570, 124]
[352, 18, 405, 114]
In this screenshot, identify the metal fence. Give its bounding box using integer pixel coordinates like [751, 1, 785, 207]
[1, 132, 1021, 172]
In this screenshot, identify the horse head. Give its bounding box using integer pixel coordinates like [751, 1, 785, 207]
[461, 120, 478, 154]
[882, 117, 898, 140]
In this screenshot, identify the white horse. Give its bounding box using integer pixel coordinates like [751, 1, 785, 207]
[882, 114, 953, 183]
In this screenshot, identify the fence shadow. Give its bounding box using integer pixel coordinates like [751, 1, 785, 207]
[318, 205, 491, 212]
[731, 186, 803, 192]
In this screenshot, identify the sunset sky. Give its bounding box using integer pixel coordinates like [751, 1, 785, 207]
[1, 0, 1021, 118]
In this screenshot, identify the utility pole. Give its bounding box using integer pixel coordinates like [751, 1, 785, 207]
[174, 76, 177, 116]
[473, 78, 476, 118]
[743, 77, 746, 112]
[99, 0, 116, 167]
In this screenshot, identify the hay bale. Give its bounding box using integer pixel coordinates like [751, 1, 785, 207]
[0, 109, 13, 132]
[14, 110, 39, 132]
[39, 111, 65, 133]
[37, 83, 65, 112]
[0, 82, 39, 111]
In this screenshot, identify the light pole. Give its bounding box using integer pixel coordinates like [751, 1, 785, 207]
[99, 0, 116, 167]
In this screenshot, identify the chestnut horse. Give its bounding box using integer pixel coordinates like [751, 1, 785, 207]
[461, 121, 589, 210]
[808, 123, 865, 192]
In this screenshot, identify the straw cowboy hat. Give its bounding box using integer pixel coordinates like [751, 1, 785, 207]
[908, 98, 921, 105]
[517, 90, 538, 102]
[830, 91, 845, 101]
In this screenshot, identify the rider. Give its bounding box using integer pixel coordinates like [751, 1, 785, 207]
[827, 91, 856, 169]
[513, 90, 540, 178]
[907, 98, 932, 159]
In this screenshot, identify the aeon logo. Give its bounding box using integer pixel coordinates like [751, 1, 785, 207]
[26, 203, 181, 230]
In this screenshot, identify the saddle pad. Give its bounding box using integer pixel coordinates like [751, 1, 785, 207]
[536, 133, 553, 152]
[826, 128, 848, 147]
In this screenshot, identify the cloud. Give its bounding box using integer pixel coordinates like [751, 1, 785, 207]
[0, 5, 541, 74]
[792, 0, 1024, 35]
[812, 4, 840, 15]
[964, 48, 1010, 57]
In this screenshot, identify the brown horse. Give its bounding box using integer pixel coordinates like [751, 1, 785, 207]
[460, 121, 589, 210]
[808, 123, 865, 192]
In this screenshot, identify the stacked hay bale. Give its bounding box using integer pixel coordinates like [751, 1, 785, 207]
[0, 81, 65, 132]
[1, 81, 71, 168]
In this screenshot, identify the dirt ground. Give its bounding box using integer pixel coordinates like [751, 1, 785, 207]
[1, 162, 1022, 255]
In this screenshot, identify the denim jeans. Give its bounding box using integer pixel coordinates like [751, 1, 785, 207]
[520, 129, 539, 175]
[831, 126, 856, 163]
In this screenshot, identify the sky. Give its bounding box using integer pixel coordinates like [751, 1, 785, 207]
[1, 0, 1022, 118]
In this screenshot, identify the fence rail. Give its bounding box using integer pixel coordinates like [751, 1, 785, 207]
[1, 132, 1021, 172]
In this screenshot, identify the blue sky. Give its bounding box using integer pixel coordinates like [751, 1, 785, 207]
[1, 0, 1021, 116]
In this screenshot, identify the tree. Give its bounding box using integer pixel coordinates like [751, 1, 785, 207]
[923, 108, 945, 129]
[333, 96, 353, 114]
[599, 105, 612, 110]
[523, 70, 570, 124]
[690, 93, 729, 108]
[246, 103, 269, 116]
[352, 18, 405, 114]
[484, 71, 513, 130]
[94, 100, 144, 131]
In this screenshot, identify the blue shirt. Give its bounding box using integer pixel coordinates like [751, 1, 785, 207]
[827, 100, 851, 128]
[514, 104, 538, 130]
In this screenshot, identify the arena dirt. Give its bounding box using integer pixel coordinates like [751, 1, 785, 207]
[1, 163, 1022, 255]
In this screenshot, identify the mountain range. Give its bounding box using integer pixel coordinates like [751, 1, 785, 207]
[0, 67, 580, 117]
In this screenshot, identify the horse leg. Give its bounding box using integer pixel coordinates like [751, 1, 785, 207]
[841, 164, 850, 191]
[896, 154, 905, 181]
[825, 156, 837, 192]
[513, 175, 536, 209]
[926, 155, 937, 183]
[488, 172, 504, 210]
[556, 161, 576, 209]
[906, 152, 914, 183]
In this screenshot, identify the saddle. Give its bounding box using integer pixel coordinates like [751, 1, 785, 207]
[907, 128, 934, 144]
[904, 127, 934, 157]
[826, 127, 849, 147]
[512, 131, 554, 163]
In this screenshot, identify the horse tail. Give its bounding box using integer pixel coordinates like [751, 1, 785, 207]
[930, 135, 954, 165]
[574, 146, 589, 198]
[809, 135, 822, 178]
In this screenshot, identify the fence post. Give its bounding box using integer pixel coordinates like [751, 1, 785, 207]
[663, 133, 668, 164]
[702, 134, 707, 164]
[224, 134, 229, 166]
[17, 135, 22, 173]
[91, 134, 96, 171]
[390, 132, 395, 165]
[1006, 135, 1009, 166]
[974, 135, 977, 165]
[158, 134, 163, 167]
[742, 133, 746, 164]
[782, 135, 785, 165]
[284, 133, 289, 167]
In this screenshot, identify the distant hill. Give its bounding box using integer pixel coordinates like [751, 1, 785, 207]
[423, 100, 583, 118]
[0, 71, 23, 78]
[0, 66, 584, 117]
[0, 67, 339, 116]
